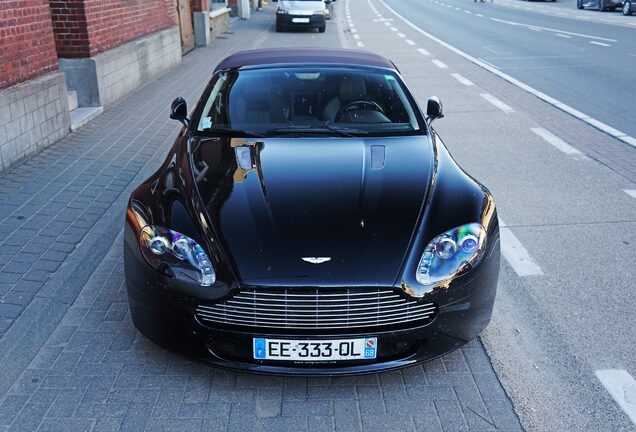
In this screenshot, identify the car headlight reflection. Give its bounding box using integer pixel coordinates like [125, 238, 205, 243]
[140, 226, 216, 286]
[416, 223, 486, 287]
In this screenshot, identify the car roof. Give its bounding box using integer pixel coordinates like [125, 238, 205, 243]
[214, 48, 397, 72]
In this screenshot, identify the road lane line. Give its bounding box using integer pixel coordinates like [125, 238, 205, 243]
[555, 33, 571, 38]
[595, 370, 636, 426]
[417, 48, 431, 56]
[356, 41, 365, 48]
[376, 0, 636, 149]
[384, 21, 391, 26]
[478, 58, 501, 70]
[451, 73, 474, 86]
[406, 39, 416, 45]
[390, 26, 398, 31]
[476, 13, 484, 17]
[624, 190, 636, 199]
[397, 32, 406, 38]
[481, 93, 514, 113]
[489, 17, 617, 42]
[590, 41, 611, 47]
[353, 34, 360, 40]
[431, 59, 448, 69]
[499, 220, 544, 277]
[530, 128, 581, 155]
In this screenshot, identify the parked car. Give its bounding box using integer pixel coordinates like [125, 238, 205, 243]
[123, 47, 501, 375]
[622, 0, 634, 14]
[273, 0, 327, 32]
[577, 0, 621, 10]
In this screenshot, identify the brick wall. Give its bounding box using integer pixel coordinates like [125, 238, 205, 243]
[0, 1, 59, 90]
[49, 0, 176, 59]
[191, 0, 210, 12]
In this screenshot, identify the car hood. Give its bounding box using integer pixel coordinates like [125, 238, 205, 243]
[279, 0, 324, 11]
[190, 136, 432, 286]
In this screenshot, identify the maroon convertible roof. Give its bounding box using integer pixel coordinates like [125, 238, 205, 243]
[214, 48, 396, 72]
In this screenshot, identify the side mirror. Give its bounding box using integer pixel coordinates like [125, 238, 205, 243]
[426, 96, 444, 123]
[170, 97, 189, 126]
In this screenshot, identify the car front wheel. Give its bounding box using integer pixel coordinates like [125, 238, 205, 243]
[577, 0, 584, 8]
[624, 0, 633, 14]
[598, 0, 608, 10]
[318, 24, 326, 33]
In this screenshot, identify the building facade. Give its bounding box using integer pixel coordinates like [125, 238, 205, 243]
[0, 0, 233, 174]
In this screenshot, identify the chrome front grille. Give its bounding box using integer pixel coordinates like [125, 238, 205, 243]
[195, 288, 437, 330]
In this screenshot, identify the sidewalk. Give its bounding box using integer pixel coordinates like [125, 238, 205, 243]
[0, 5, 523, 432]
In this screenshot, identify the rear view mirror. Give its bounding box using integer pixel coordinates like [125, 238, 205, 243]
[170, 97, 189, 126]
[426, 96, 444, 124]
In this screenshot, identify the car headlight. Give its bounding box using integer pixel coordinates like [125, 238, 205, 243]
[416, 223, 486, 287]
[140, 226, 215, 286]
[277, 9, 288, 14]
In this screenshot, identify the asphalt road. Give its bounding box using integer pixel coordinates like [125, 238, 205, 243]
[384, 0, 636, 138]
[341, 0, 636, 430]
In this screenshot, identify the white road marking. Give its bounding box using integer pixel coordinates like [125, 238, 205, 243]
[377, 0, 636, 149]
[417, 48, 431, 56]
[406, 39, 416, 46]
[351, 28, 357, 33]
[489, 17, 617, 42]
[465, 10, 473, 14]
[624, 190, 636, 199]
[499, 220, 544, 277]
[480, 93, 515, 113]
[478, 57, 500, 70]
[530, 127, 581, 155]
[431, 59, 448, 69]
[397, 32, 406, 38]
[384, 21, 391, 26]
[555, 33, 571, 38]
[356, 41, 365, 48]
[451, 73, 474, 86]
[476, 13, 484, 17]
[353, 34, 360, 40]
[590, 41, 611, 47]
[390, 26, 398, 31]
[595, 369, 636, 426]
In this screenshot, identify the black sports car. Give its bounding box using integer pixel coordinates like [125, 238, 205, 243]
[124, 48, 500, 375]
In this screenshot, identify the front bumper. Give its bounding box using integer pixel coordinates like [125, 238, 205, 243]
[276, 13, 326, 29]
[124, 223, 500, 376]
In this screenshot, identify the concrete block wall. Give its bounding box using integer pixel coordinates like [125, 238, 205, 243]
[0, 72, 70, 172]
[96, 27, 182, 108]
[59, 27, 182, 108]
[211, 10, 232, 39]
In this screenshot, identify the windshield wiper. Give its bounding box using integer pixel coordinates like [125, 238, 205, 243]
[199, 127, 265, 138]
[267, 124, 368, 137]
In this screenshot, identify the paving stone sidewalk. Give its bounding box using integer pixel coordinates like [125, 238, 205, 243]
[0, 233, 523, 432]
[0, 6, 523, 432]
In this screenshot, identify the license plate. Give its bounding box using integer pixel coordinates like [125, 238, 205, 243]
[292, 18, 310, 23]
[253, 337, 377, 361]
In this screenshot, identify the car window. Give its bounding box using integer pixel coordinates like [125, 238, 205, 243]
[195, 66, 424, 137]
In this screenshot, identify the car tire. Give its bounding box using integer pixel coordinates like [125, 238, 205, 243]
[598, 0, 608, 10]
[577, 0, 584, 7]
[276, 24, 283, 32]
[623, 0, 633, 12]
[319, 25, 326, 33]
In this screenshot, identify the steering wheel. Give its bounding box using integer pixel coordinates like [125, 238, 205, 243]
[340, 100, 385, 115]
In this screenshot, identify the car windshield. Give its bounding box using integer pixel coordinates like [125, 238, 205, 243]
[194, 66, 424, 137]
